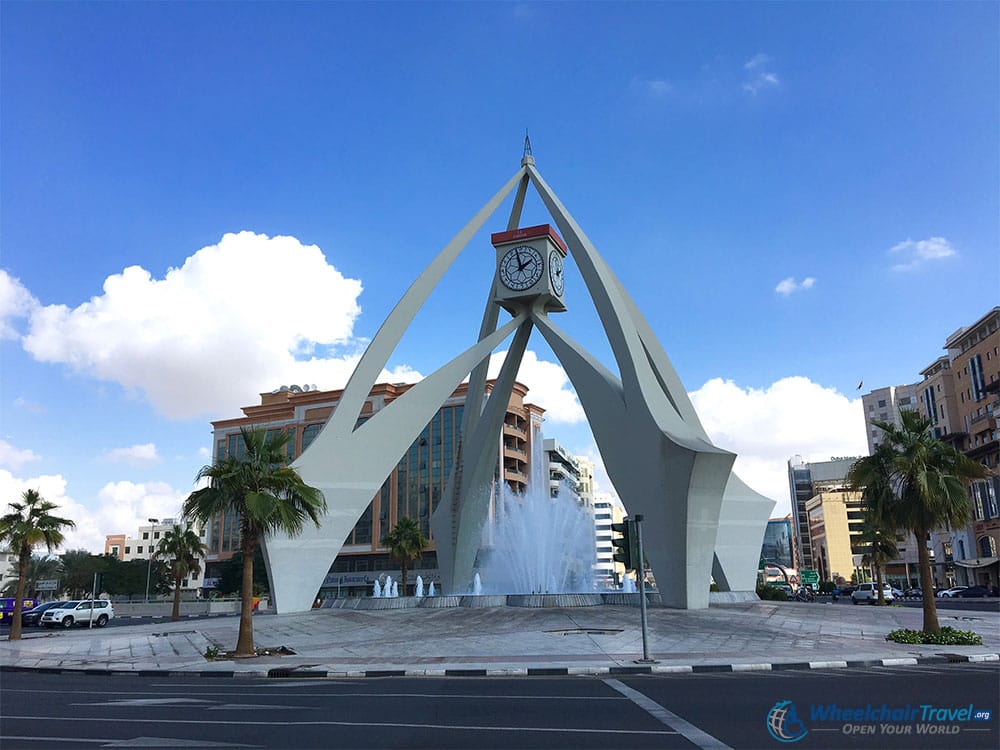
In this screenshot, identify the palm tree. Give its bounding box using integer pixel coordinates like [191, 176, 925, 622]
[1, 554, 63, 598]
[384, 516, 428, 596]
[0, 490, 75, 640]
[183, 427, 325, 656]
[858, 520, 899, 605]
[850, 441, 899, 605]
[850, 410, 990, 632]
[155, 524, 206, 622]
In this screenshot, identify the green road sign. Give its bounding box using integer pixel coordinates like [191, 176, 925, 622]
[801, 569, 819, 585]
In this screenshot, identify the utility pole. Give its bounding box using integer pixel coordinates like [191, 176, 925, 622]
[633, 514, 657, 664]
[144, 517, 159, 604]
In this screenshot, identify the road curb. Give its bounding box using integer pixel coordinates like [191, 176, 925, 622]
[2, 653, 996, 679]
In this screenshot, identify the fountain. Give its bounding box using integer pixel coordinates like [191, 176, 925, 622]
[428, 581, 436, 597]
[472, 572, 483, 595]
[391, 580, 399, 598]
[372, 580, 382, 598]
[475, 479, 597, 595]
[415, 575, 424, 598]
[621, 575, 636, 593]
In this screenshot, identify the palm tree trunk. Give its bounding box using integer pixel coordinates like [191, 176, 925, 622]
[916, 527, 940, 633]
[875, 564, 885, 605]
[172, 571, 182, 622]
[9, 548, 29, 641]
[236, 538, 257, 656]
[400, 561, 408, 597]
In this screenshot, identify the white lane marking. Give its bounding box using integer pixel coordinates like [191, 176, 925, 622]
[0, 715, 675, 736]
[0, 738, 254, 748]
[603, 678, 733, 750]
[75, 698, 211, 707]
[9, 686, 627, 701]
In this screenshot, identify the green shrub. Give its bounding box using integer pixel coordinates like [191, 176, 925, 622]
[886, 627, 983, 646]
[756, 584, 789, 601]
[204, 645, 220, 660]
[818, 581, 836, 594]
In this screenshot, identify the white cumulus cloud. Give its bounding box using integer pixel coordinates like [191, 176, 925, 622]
[21, 232, 368, 420]
[0, 270, 38, 339]
[889, 236, 957, 271]
[486, 349, 585, 425]
[0, 439, 41, 470]
[101, 443, 161, 468]
[0, 469, 187, 553]
[689, 376, 867, 515]
[775, 277, 816, 296]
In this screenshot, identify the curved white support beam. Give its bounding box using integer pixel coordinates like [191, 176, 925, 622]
[431, 318, 533, 593]
[329, 167, 527, 436]
[264, 314, 525, 613]
[531, 312, 733, 608]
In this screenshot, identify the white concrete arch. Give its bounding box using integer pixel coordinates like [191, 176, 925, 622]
[262, 160, 773, 614]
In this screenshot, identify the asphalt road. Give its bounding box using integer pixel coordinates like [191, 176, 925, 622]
[1, 662, 996, 749]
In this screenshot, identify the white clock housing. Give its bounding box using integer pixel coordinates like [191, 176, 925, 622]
[491, 224, 567, 314]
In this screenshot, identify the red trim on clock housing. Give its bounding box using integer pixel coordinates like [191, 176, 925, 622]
[490, 224, 567, 256]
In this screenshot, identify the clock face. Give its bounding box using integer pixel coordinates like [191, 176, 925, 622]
[499, 245, 544, 291]
[548, 250, 564, 296]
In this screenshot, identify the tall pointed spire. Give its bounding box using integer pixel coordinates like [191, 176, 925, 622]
[521, 131, 535, 166]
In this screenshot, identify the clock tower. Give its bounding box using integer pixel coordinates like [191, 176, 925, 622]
[491, 223, 567, 315]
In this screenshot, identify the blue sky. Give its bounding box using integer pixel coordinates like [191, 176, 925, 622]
[2, 2, 997, 551]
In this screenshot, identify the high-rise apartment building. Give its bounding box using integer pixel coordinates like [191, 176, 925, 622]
[946, 308, 999, 582]
[593, 491, 626, 587]
[206, 380, 543, 597]
[787, 455, 861, 571]
[863, 307, 999, 589]
[861, 383, 920, 454]
[543, 438, 582, 500]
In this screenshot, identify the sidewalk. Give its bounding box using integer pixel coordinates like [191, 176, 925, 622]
[1, 600, 997, 679]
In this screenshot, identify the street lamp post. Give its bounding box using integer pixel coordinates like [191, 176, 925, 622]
[144, 518, 159, 603]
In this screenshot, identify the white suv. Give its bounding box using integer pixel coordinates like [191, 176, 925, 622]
[41, 600, 114, 629]
[851, 583, 894, 604]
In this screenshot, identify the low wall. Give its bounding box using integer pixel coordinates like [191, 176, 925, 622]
[111, 599, 267, 617]
[324, 592, 658, 611]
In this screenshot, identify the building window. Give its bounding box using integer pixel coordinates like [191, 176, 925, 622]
[142, 532, 149, 540]
[878, 399, 886, 408]
[154, 532, 160, 539]
[137, 546, 143, 554]
[980, 536, 998, 558]
[125, 547, 131, 554]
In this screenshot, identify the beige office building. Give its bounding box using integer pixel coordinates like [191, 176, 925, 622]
[806, 490, 866, 584]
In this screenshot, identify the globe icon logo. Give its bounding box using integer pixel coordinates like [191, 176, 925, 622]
[766, 700, 808, 743]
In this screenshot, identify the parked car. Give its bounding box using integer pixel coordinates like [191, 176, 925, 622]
[890, 587, 904, 599]
[851, 583, 894, 604]
[20, 601, 67, 627]
[936, 586, 968, 598]
[40, 599, 114, 628]
[954, 585, 992, 598]
[904, 587, 923, 598]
